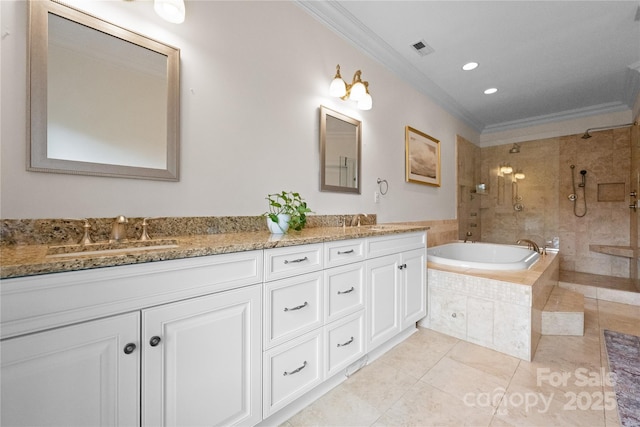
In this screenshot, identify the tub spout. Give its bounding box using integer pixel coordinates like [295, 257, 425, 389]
[464, 231, 473, 243]
[517, 239, 540, 254]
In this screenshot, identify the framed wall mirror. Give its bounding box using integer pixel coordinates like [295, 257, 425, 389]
[320, 106, 361, 194]
[28, 0, 180, 181]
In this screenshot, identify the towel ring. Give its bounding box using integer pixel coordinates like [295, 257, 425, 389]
[377, 178, 389, 195]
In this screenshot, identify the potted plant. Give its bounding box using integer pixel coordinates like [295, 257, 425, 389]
[264, 191, 312, 233]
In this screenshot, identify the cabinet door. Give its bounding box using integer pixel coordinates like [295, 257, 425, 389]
[143, 285, 261, 427]
[365, 254, 401, 351]
[1, 313, 140, 427]
[400, 248, 427, 329]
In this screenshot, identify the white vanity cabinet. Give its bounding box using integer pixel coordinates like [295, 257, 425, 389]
[365, 233, 427, 352]
[1, 312, 141, 427]
[1, 251, 264, 427]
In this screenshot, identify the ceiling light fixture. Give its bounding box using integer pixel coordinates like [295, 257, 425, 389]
[329, 64, 373, 110]
[462, 62, 479, 71]
[484, 88, 498, 95]
[154, 0, 185, 24]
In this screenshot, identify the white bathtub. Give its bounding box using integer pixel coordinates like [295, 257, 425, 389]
[428, 242, 540, 271]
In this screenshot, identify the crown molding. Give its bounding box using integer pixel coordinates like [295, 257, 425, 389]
[481, 102, 631, 134]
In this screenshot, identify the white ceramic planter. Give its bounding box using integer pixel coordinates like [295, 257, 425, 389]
[267, 214, 290, 234]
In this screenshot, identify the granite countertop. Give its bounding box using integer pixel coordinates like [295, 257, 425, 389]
[0, 224, 428, 280]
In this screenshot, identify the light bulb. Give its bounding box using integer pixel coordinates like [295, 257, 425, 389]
[357, 92, 372, 110]
[154, 0, 185, 24]
[329, 77, 347, 98]
[349, 81, 366, 101]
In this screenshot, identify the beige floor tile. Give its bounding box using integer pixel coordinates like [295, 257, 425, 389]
[374, 380, 494, 427]
[287, 384, 381, 427]
[446, 340, 520, 383]
[340, 359, 418, 413]
[420, 356, 508, 407]
[527, 334, 603, 373]
[493, 382, 606, 427]
[597, 307, 640, 336]
[377, 328, 458, 379]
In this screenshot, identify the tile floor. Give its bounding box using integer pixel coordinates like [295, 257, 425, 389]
[283, 298, 640, 426]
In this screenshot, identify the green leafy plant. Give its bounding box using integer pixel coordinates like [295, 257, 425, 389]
[264, 191, 312, 232]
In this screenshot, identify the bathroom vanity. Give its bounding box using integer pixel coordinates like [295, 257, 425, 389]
[0, 225, 426, 426]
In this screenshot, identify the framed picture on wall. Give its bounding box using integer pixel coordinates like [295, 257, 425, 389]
[405, 126, 441, 187]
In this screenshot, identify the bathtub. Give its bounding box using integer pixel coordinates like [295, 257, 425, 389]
[428, 242, 540, 271]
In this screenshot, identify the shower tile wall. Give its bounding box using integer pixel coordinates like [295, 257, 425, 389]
[460, 129, 633, 279]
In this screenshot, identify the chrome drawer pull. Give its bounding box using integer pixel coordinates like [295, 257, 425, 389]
[284, 256, 308, 264]
[283, 361, 307, 376]
[337, 286, 355, 295]
[337, 249, 354, 255]
[337, 336, 354, 347]
[284, 301, 308, 312]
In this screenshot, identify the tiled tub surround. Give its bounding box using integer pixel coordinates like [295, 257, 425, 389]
[0, 215, 389, 279]
[420, 252, 559, 361]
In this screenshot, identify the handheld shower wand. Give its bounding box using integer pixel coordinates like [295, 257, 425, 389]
[579, 170, 587, 187]
[569, 165, 587, 217]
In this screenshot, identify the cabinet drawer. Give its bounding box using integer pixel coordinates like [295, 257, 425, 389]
[264, 272, 323, 349]
[264, 244, 323, 282]
[325, 311, 365, 377]
[324, 239, 365, 268]
[324, 263, 365, 323]
[263, 329, 324, 417]
[366, 231, 426, 258]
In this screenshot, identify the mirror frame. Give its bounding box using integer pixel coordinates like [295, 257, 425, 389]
[320, 106, 362, 194]
[28, 0, 180, 181]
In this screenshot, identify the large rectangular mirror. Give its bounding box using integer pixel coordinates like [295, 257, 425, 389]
[320, 106, 361, 194]
[28, 0, 180, 181]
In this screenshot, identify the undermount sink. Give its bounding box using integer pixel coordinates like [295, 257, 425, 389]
[46, 239, 179, 258]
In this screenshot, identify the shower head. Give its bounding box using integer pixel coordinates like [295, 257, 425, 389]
[509, 143, 520, 153]
[580, 121, 637, 140]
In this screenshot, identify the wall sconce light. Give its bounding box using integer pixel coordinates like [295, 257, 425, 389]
[329, 65, 373, 110]
[514, 170, 525, 180]
[499, 164, 513, 175]
[154, 0, 185, 23]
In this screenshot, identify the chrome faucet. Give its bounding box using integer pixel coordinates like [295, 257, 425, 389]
[110, 215, 128, 243]
[517, 239, 540, 254]
[350, 213, 368, 227]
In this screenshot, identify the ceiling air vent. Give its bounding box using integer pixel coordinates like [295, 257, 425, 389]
[411, 39, 434, 57]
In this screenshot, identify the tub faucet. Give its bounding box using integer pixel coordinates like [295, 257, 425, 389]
[110, 215, 128, 243]
[464, 231, 473, 243]
[350, 213, 368, 227]
[517, 239, 540, 254]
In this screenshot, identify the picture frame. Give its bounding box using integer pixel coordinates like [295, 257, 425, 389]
[405, 126, 441, 187]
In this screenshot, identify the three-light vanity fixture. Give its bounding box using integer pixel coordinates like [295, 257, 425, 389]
[329, 65, 373, 110]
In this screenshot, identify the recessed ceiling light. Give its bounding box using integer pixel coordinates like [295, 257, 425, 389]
[462, 62, 479, 71]
[484, 88, 498, 94]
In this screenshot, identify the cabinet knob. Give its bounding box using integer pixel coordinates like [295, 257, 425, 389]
[149, 336, 162, 347]
[123, 343, 137, 354]
[451, 313, 457, 318]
